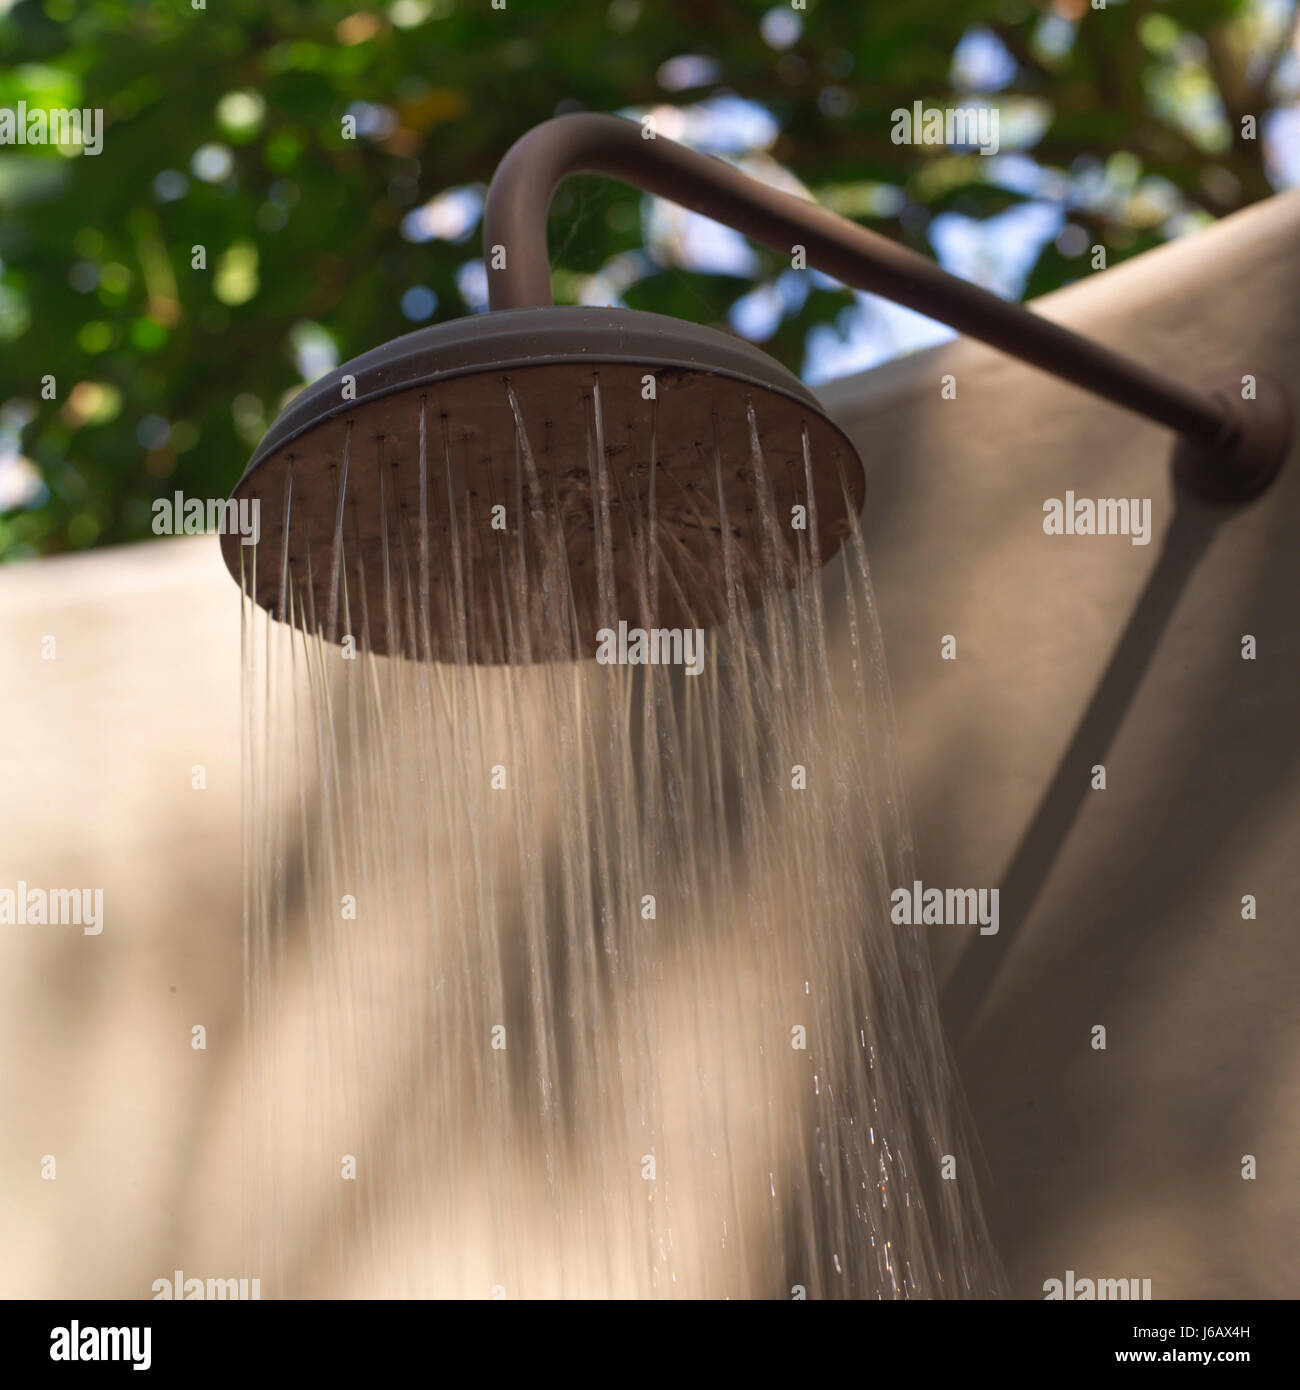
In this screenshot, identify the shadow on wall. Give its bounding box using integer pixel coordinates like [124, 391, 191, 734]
[943, 490, 1224, 1041]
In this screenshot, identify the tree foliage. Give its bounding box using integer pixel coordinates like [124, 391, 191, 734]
[0, 0, 1295, 556]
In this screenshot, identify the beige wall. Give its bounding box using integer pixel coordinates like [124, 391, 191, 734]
[0, 190, 1295, 1298]
[820, 188, 1300, 1298]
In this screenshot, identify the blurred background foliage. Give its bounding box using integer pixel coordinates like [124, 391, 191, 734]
[0, 0, 1296, 558]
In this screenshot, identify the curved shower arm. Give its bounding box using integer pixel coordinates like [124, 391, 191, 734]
[483, 114, 1291, 498]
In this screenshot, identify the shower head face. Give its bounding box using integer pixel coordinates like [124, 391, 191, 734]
[222, 306, 865, 664]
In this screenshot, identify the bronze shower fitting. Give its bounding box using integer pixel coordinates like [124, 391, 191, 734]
[484, 114, 1292, 503]
[225, 114, 1292, 661]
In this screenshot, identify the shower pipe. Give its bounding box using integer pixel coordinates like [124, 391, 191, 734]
[483, 114, 1291, 502]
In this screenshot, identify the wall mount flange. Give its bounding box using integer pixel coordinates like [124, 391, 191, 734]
[1172, 370, 1292, 504]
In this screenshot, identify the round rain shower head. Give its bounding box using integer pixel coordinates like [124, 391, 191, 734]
[223, 306, 865, 664]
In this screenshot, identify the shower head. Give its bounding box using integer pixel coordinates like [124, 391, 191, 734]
[221, 305, 865, 664]
[226, 113, 1292, 665]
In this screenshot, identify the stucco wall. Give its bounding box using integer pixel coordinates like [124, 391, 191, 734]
[820, 187, 1300, 1298]
[0, 190, 1295, 1298]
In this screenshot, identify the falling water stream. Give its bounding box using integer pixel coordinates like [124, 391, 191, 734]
[238, 376, 1006, 1298]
